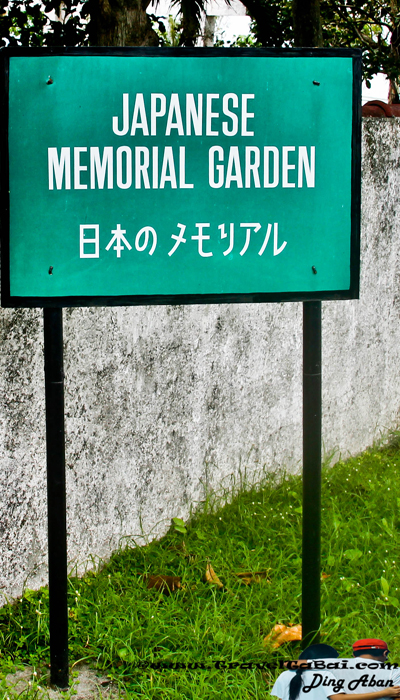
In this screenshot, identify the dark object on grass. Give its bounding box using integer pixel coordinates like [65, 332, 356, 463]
[146, 575, 182, 594]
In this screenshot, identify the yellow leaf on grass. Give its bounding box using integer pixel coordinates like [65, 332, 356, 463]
[205, 561, 224, 588]
[263, 623, 302, 648]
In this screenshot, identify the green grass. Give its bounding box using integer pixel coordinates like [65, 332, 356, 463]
[1, 437, 400, 698]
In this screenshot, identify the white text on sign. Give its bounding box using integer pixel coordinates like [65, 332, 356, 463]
[49, 146, 315, 191]
[79, 223, 287, 259]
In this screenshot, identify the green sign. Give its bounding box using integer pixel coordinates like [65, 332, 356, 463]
[1, 48, 361, 307]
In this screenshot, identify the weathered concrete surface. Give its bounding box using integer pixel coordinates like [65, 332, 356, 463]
[1, 120, 400, 600]
[323, 119, 400, 457]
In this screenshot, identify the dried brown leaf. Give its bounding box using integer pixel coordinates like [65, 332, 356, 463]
[235, 570, 271, 585]
[263, 623, 302, 648]
[205, 561, 224, 588]
[146, 575, 181, 594]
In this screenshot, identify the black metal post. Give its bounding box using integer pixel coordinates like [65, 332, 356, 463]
[291, 0, 324, 648]
[302, 300, 322, 647]
[43, 307, 69, 688]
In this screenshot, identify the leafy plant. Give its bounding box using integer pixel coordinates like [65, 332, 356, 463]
[171, 517, 187, 535]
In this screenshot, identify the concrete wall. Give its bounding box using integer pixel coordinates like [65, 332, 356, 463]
[1, 119, 399, 600]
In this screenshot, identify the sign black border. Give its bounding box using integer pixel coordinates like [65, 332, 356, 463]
[0, 46, 361, 308]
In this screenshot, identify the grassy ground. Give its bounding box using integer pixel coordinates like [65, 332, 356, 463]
[1, 438, 400, 698]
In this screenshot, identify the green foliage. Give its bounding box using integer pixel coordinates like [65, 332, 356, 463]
[153, 15, 183, 46]
[233, 0, 399, 87]
[0, 0, 89, 48]
[231, 0, 399, 87]
[2, 438, 400, 697]
[1, 0, 399, 87]
[227, 32, 260, 47]
[319, 0, 400, 86]
[238, 0, 293, 47]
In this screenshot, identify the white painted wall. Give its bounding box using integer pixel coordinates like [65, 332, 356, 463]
[1, 119, 399, 601]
